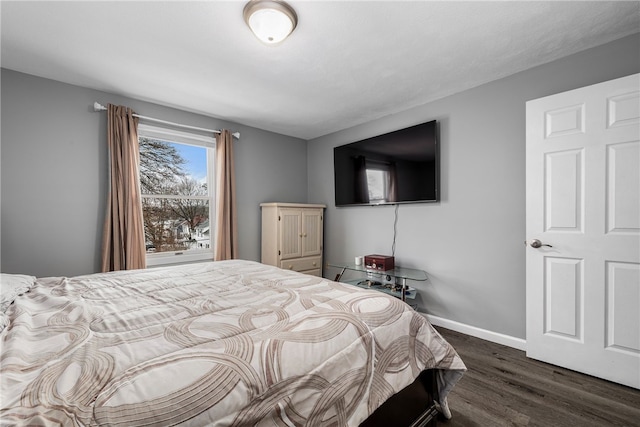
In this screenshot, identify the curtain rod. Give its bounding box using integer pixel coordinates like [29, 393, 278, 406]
[93, 102, 240, 139]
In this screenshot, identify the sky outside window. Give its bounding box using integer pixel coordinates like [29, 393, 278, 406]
[171, 142, 207, 183]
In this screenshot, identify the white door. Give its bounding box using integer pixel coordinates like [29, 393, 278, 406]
[526, 73, 640, 389]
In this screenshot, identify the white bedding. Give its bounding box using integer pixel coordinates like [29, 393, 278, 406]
[1, 260, 465, 426]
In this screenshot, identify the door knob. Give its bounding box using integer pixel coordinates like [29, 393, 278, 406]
[525, 239, 553, 248]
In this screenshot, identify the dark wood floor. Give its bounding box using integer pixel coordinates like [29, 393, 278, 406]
[435, 327, 640, 427]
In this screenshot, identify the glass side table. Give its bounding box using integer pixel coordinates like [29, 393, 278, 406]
[326, 261, 427, 302]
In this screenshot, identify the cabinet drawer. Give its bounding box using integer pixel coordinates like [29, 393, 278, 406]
[280, 257, 322, 273]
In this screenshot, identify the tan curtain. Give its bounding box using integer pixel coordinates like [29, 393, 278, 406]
[101, 104, 146, 272]
[214, 130, 238, 260]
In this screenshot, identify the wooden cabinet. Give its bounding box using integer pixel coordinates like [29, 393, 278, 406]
[261, 203, 325, 276]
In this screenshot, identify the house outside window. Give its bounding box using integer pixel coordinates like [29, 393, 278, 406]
[138, 124, 215, 266]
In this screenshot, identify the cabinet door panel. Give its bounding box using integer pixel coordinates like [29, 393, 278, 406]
[302, 210, 323, 257]
[279, 209, 302, 260]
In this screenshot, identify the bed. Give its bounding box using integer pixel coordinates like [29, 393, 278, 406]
[1, 260, 465, 426]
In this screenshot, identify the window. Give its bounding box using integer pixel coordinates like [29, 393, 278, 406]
[366, 168, 388, 202]
[138, 124, 215, 266]
[365, 161, 391, 203]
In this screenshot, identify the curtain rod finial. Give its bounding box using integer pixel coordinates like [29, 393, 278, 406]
[93, 102, 107, 112]
[232, 132, 240, 139]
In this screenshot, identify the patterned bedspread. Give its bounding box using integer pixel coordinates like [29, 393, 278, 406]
[1, 260, 465, 426]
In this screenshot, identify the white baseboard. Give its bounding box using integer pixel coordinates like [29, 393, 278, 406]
[422, 313, 527, 351]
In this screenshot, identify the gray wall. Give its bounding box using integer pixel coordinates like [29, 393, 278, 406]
[1, 69, 308, 277]
[2, 33, 638, 339]
[308, 33, 640, 340]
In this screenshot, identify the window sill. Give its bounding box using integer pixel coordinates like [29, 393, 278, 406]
[146, 251, 214, 267]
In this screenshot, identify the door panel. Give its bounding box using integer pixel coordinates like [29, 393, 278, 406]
[607, 141, 640, 233]
[606, 261, 640, 354]
[544, 257, 582, 340]
[608, 91, 639, 128]
[279, 209, 302, 260]
[545, 103, 584, 138]
[301, 210, 323, 258]
[526, 73, 640, 389]
[544, 149, 583, 232]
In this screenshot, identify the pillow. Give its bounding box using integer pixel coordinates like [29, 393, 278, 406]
[1, 273, 36, 313]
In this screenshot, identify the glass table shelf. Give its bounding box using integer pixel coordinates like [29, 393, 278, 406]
[326, 262, 428, 281]
[340, 279, 418, 300]
[326, 261, 427, 302]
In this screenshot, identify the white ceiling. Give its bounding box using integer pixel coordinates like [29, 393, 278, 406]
[2, 1, 638, 140]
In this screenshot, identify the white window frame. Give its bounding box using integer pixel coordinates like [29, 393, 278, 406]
[138, 124, 216, 266]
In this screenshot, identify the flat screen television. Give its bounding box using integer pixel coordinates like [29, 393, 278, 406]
[334, 120, 439, 207]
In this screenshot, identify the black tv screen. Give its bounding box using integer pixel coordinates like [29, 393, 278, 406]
[334, 120, 439, 206]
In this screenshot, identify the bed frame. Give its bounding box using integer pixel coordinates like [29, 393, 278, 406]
[360, 370, 440, 427]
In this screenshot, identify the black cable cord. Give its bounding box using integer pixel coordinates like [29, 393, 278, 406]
[392, 204, 399, 256]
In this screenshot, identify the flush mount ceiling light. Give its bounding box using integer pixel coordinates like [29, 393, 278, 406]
[243, 0, 298, 44]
